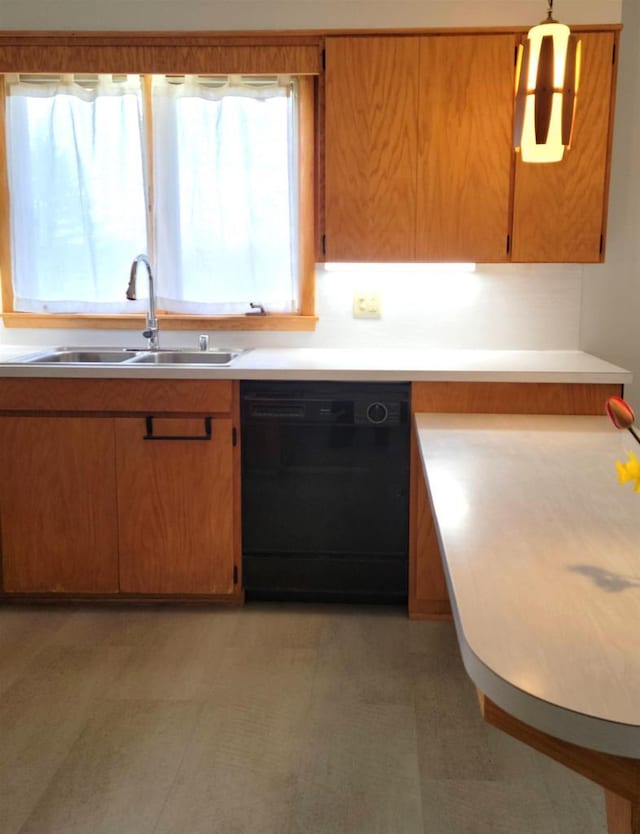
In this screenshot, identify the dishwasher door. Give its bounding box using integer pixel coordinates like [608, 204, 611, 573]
[240, 381, 410, 603]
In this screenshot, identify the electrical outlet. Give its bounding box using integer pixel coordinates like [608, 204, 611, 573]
[353, 292, 382, 319]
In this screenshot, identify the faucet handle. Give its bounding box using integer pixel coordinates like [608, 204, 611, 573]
[199, 334, 209, 351]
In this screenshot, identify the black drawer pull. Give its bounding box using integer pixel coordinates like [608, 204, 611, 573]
[144, 416, 212, 441]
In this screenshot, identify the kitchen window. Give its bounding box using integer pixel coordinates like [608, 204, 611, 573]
[0, 37, 318, 330]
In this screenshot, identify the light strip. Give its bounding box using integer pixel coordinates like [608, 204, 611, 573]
[323, 263, 476, 274]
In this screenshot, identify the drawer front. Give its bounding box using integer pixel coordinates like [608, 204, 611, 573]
[0, 378, 234, 414]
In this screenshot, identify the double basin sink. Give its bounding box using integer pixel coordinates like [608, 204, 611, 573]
[12, 347, 244, 367]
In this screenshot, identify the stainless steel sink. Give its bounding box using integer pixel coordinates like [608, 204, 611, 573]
[20, 349, 135, 364]
[11, 346, 245, 366]
[129, 350, 239, 366]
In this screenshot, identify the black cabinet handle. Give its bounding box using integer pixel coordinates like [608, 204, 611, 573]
[144, 416, 212, 441]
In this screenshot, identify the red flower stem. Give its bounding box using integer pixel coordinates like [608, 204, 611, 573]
[629, 425, 640, 446]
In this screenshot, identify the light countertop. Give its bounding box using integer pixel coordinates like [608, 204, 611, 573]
[415, 412, 640, 757]
[0, 346, 631, 383]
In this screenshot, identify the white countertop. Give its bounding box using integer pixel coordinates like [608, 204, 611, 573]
[415, 412, 640, 757]
[0, 347, 631, 383]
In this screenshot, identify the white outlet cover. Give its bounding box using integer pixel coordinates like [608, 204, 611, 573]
[353, 292, 382, 319]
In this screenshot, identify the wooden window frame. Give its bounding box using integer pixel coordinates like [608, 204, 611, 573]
[0, 32, 320, 331]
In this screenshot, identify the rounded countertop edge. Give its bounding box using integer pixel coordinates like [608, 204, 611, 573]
[455, 624, 640, 758]
[423, 446, 640, 759]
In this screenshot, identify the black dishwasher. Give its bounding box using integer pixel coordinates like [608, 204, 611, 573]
[241, 381, 410, 603]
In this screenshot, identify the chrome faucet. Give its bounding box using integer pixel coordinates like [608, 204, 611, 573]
[126, 254, 159, 349]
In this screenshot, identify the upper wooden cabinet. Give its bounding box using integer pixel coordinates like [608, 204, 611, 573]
[324, 34, 515, 262]
[324, 36, 420, 261]
[415, 35, 515, 262]
[511, 31, 617, 262]
[324, 30, 618, 264]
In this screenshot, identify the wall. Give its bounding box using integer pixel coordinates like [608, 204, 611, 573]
[0, 0, 624, 356]
[0, 0, 622, 31]
[0, 264, 583, 352]
[581, 0, 640, 410]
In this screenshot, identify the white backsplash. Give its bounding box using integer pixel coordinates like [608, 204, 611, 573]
[0, 262, 584, 352]
[309, 263, 583, 351]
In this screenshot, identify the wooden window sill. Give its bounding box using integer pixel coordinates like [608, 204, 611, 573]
[1, 312, 318, 332]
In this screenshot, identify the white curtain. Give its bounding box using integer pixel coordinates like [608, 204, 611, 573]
[6, 74, 148, 313]
[5, 74, 299, 316]
[152, 75, 299, 314]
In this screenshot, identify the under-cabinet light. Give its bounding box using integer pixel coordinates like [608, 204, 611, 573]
[514, 0, 581, 163]
[323, 263, 476, 274]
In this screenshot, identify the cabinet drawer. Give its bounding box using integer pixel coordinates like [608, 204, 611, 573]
[0, 378, 233, 414]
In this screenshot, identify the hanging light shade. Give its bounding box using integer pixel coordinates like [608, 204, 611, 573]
[514, 1, 582, 163]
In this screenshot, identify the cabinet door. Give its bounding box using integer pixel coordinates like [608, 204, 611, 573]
[416, 35, 515, 262]
[324, 36, 420, 261]
[511, 32, 617, 262]
[116, 417, 235, 594]
[0, 417, 119, 593]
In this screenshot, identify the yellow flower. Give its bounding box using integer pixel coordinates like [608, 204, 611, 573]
[615, 451, 640, 493]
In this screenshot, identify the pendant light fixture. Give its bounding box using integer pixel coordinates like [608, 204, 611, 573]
[514, 0, 581, 163]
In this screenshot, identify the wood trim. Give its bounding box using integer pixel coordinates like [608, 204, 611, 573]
[0, 58, 317, 330]
[298, 75, 316, 317]
[0, 26, 622, 42]
[409, 424, 451, 620]
[1, 312, 319, 331]
[315, 45, 326, 263]
[0, 378, 234, 413]
[232, 381, 242, 592]
[478, 692, 640, 801]
[316, 25, 624, 36]
[0, 592, 245, 605]
[606, 792, 640, 834]
[0, 32, 325, 46]
[0, 40, 322, 74]
[598, 29, 621, 261]
[142, 74, 155, 260]
[410, 381, 622, 415]
[0, 75, 12, 315]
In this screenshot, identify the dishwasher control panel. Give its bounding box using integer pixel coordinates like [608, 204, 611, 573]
[241, 382, 409, 427]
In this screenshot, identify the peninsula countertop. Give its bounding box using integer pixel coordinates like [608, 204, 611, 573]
[0, 346, 631, 383]
[415, 412, 640, 758]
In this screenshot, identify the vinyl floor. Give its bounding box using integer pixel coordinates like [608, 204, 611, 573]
[0, 603, 605, 834]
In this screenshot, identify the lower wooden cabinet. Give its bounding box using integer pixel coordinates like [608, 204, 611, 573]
[0, 379, 240, 599]
[0, 416, 119, 593]
[116, 416, 235, 594]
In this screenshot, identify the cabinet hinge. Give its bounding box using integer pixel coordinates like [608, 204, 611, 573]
[232, 427, 238, 447]
[321, 234, 326, 256]
[506, 234, 511, 255]
[612, 42, 616, 64]
[599, 233, 604, 255]
[322, 48, 326, 70]
[514, 44, 519, 65]
[233, 565, 239, 585]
